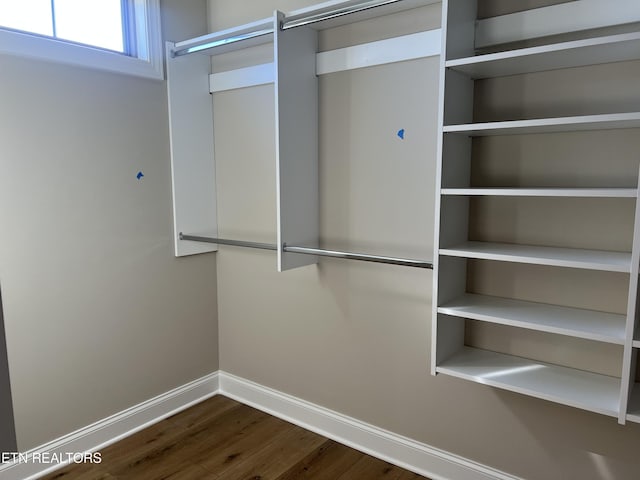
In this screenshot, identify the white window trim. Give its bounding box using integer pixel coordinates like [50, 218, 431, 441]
[0, 0, 163, 80]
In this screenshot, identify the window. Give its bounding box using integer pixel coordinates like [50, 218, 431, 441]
[0, 0, 163, 80]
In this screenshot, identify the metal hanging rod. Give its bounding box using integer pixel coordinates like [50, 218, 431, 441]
[180, 233, 276, 251]
[172, 28, 274, 57]
[171, 0, 412, 57]
[281, 0, 404, 30]
[283, 244, 432, 269]
[180, 233, 432, 269]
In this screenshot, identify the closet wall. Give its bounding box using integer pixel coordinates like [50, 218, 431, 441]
[209, 1, 640, 479]
[0, 0, 218, 451]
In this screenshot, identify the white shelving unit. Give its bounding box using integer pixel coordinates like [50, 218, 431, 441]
[433, 0, 640, 423]
[166, 0, 440, 268]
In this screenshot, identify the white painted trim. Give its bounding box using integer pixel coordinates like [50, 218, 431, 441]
[218, 372, 522, 480]
[209, 29, 441, 93]
[0, 372, 219, 480]
[0, 370, 521, 480]
[210, 63, 275, 93]
[0, 0, 163, 80]
[475, 0, 640, 49]
[317, 29, 441, 75]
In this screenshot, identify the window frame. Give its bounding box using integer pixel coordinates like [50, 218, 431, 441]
[0, 0, 163, 80]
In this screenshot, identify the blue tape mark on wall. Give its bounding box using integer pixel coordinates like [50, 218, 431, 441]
[397, 128, 405, 140]
[136, 171, 144, 180]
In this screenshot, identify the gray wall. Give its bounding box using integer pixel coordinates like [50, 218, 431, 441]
[0, 289, 17, 453]
[209, 1, 640, 479]
[0, 0, 218, 451]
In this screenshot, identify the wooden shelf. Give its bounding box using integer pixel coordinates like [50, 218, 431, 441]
[441, 188, 637, 198]
[446, 32, 640, 79]
[438, 294, 626, 344]
[443, 112, 640, 136]
[627, 383, 640, 423]
[439, 241, 631, 272]
[436, 347, 621, 417]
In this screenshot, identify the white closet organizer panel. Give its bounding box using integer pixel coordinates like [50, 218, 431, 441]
[438, 293, 626, 344]
[166, 42, 218, 257]
[439, 242, 632, 273]
[436, 346, 621, 417]
[446, 32, 640, 79]
[440, 188, 638, 198]
[274, 11, 319, 272]
[443, 112, 640, 136]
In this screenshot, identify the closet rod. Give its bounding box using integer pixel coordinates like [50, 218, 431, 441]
[172, 28, 273, 57]
[180, 233, 433, 269]
[281, 0, 404, 30]
[179, 233, 276, 251]
[283, 245, 433, 269]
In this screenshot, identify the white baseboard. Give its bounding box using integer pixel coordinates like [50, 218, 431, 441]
[0, 370, 520, 480]
[219, 372, 521, 480]
[0, 372, 219, 480]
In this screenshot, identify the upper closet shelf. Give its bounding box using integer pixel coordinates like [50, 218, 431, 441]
[443, 112, 640, 136]
[439, 241, 631, 272]
[441, 188, 638, 198]
[446, 32, 640, 79]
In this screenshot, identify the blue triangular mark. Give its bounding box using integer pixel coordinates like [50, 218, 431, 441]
[397, 129, 405, 140]
[136, 171, 144, 180]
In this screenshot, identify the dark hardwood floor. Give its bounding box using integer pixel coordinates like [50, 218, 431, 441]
[40, 395, 429, 479]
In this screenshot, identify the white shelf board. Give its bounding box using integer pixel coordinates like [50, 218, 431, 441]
[439, 241, 631, 272]
[633, 340, 640, 348]
[436, 347, 621, 417]
[438, 293, 626, 344]
[475, 0, 640, 49]
[627, 383, 640, 423]
[447, 32, 640, 79]
[443, 112, 640, 136]
[441, 188, 637, 198]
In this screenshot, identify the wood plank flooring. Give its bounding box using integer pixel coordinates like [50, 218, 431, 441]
[40, 395, 430, 479]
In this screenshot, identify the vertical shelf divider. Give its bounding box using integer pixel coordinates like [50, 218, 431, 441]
[166, 41, 218, 257]
[274, 11, 319, 272]
[432, 0, 477, 375]
[619, 167, 640, 422]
